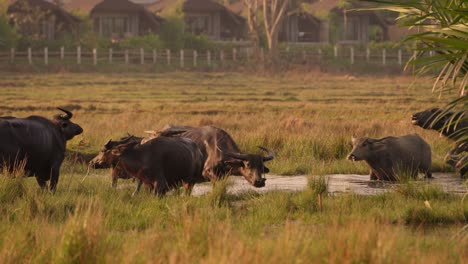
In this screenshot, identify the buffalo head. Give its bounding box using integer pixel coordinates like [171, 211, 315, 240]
[411, 108, 449, 130]
[223, 146, 275, 188]
[347, 136, 380, 162]
[53, 108, 83, 140]
[89, 135, 141, 168]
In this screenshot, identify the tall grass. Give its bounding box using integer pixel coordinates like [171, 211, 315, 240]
[0, 72, 456, 176]
[0, 175, 465, 262]
[0, 72, 465, 262]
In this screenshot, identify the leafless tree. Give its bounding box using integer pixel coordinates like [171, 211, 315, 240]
[263, 0, 290, 59]
[243, 0, 261, 59]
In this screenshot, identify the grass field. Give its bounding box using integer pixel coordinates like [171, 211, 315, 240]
[0, 72, 466, 263]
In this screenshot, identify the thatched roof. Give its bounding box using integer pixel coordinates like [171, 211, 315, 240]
[8, 0, 81, 25]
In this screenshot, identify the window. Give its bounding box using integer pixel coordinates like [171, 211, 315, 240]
[100, 16, 134, 39]
[187, 16, 210, 35]
[344, 17, 360, 41]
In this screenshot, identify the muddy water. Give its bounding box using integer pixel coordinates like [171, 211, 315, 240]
[190, 173, 467, 196]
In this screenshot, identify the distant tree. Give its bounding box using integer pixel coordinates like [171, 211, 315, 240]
[243, 0, 261, 58]
[263, 0, 290, 59]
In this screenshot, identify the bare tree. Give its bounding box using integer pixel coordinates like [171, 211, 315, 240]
[263, 0, 290, 59]
[243, 0, 261, 59]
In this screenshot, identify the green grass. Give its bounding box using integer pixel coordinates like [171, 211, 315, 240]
[0, 175, 465, 263]
[0, 72, 466, 262]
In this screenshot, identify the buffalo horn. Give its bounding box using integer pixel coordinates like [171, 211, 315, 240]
[57, 107, 73, 119]
[258, 146, 275, 161]
[225, 152, 250, 161]
[104, 139, 112, 148]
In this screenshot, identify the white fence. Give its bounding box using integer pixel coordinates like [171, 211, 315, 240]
[0, 46, 416, 68]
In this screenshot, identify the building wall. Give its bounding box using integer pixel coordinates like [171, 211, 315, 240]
[92, 13, 139, 39]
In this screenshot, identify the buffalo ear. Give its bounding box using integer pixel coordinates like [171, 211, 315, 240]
[111, 148, 122, 156]
[223, 159, 244, 168]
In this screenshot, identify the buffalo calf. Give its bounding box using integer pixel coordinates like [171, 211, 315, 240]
[347, 134, 432, 181]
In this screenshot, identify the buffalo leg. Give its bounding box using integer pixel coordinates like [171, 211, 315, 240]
[49, 167, 60, 192]
[183, 182, 194, 196]
[369, 171, 378, 181]
[424, 170, 432, 179]
[111, 176, 118, 188]
[132, 179, 143, 197]
[35, 176, 47, 189]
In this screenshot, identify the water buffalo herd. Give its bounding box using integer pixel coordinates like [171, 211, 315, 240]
[0, 107, 465, 193]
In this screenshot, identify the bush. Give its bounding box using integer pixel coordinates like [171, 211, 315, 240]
[0, 3, 17, 49]
[159, 17, 185, 51]
[118, 34, 163, 50]
[183, 33, 214, 51]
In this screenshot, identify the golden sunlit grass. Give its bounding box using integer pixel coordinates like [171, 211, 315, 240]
[0, 72, 465, 263]
[0, 72, 456, 175]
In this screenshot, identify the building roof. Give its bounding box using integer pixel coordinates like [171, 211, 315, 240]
[91, 0, 148, 13]
[64, 0, 101, 13]
[147, 0, 244, 24]
[8, 0, 81, 24]
[90, 0, 164, 26]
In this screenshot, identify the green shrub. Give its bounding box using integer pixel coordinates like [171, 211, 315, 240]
[118, 34, 163, 50]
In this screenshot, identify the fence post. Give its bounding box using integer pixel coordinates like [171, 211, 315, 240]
[193, 50, 197, 67]
[350, 47, 354, 65]
[366, 47, 370, 62]
[60, 46, 64, 60]
[398, 49, 402, 65]
[93, 48, 97, 65]
[233, 48, 237, 61]
[334, 45, 338, 59]
[28, 48, 32, 65]
[302, 49, 306, 61]
[125, 50, 129, 64]
[153, 49, 157, 64]
[246, 47, 250, 62]
[44, 47, 48, 65]
[10, 48, 15, 63]
[77, 46, 81, 65]
[140, 48, 144, 65]
[109, 48, 113, 64]
[220, 50, 225, 66]
[260, 48, 264, 62]
[166, 49, 171, 65]
[207, 50, 211, 66]
[382, 49, 386, 65]
[318, 48, 322, 61]
[179, 49, 184, 68]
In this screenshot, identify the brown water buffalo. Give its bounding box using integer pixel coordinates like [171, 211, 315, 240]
[145, 125, 275, 188]
[411, 107, 467, 177]
[96, 136, 204, 196]
[347, 134, 432, 181]
[0, 108, 83, 190]
[89, 135, 143, 187]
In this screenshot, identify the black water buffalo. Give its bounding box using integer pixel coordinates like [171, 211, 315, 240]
[89, 135, 143, 187]
[347, 134, 432, 181]
[0, 108, 83, 190]
[411, 108, 467, 177]
[411, 108, 467, 140]
[95, 136, 204, 196]
[145, 125, 275, 187]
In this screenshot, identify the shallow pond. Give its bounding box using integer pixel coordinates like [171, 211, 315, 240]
[190, 173, 468, 196]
